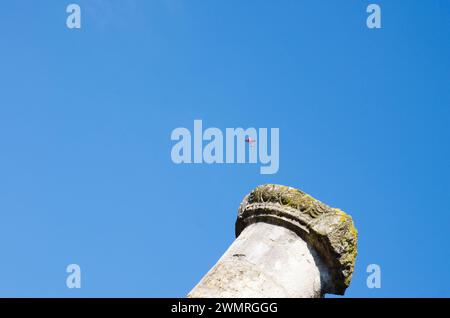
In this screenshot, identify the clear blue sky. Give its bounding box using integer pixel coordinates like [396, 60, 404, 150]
[0, 1, 449, 297]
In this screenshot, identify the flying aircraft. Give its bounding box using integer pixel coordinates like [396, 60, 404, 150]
[245, 137, 257, 147]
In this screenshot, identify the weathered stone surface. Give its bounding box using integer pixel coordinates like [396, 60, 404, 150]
[188, 222, 330, 298]
[236, 184, 358, 295]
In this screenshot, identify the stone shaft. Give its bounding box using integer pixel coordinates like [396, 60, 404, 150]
[188, 222, 331, 298]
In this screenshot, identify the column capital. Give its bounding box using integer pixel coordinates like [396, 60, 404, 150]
[236, 184, 358, 295]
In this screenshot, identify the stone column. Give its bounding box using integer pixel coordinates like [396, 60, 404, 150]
[188, 184, 358, 298]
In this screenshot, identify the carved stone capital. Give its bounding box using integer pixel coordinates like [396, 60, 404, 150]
[236, 184, 358, 295]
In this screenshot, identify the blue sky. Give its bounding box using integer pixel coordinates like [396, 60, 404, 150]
[0, 0, 449, 297]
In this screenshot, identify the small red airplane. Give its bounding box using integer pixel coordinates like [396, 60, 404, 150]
[245, 137, 257, 147]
